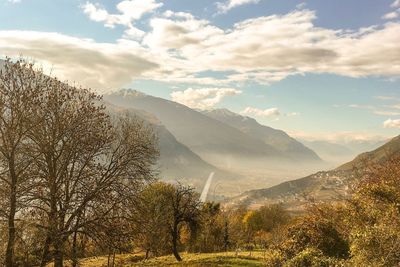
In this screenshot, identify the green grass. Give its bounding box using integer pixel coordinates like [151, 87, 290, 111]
[135, 252, 265, 266]
[75, 251, 266, 267]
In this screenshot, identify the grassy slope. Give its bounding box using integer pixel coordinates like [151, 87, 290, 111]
[74, 252, 265, 267]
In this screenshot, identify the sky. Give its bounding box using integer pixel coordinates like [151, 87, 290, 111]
[0, 0, 399, 142]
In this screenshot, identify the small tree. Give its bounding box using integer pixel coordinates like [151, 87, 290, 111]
[134, 182, 201, 261]
[194, 202, 224, 253]
[166, 183, 201, 261]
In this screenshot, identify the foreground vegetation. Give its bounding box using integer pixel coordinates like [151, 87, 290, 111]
[1, 59, 400, 266]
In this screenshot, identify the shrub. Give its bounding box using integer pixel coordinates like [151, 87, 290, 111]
[280, 215, 350, 259]
[285, 248, 344, 267]
[264, 249, 284, 267]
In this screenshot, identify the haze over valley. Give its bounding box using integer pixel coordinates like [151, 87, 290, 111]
[105, 89, 332, 195]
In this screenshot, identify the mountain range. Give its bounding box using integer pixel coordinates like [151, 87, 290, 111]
[105, 102, 242, 192]
[104, 89, 328, 194]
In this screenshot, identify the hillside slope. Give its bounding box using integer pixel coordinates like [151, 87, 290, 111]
[337, 135, 400, 171]
[227, 135, 400, 212]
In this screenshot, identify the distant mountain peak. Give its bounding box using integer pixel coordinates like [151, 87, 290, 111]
[106, 88, 146, 98]
[206, 108, 253, 123]
[210, 108, 238, 116]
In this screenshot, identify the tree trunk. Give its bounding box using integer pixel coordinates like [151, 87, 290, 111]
[5, 161, 17, 267]
[5, 182, 16, 267]
[112, 251, 116, 267]
[49, 174, 64, 267]
[71, 229, 79, 267]
[223, 221, 229, 252]
[71, 215, 81, 267]
[80, 235, 86, 259]
[40, 234, 52, 267]
[172, 224, 182, 261]
[53, 238, 64, 267]
[107, 250, 111, 267]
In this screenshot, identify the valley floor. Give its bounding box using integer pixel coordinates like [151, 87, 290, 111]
[72, 252, 265, 267]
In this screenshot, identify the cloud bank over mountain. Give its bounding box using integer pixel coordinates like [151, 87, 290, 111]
[1, 5, 400, 90]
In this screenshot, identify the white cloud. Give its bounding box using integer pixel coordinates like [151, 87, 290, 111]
[144, 10, 400, 85]
[382, 11, 399, 20]
[290, 131, 388, 143]
[0, 31, 158, 90]
[391, 0, 400, 8]
[374, 110, 400, 116]
[349, 104, 375, 110]
[7, 0, 21, 3]
[348, 103, 400, 116]
[170, 88, 242, 110]
[375, 95, 400, 101]
[82, 3, 109, 23]
[123, 26, 146, 39]
[82, 0, 162, 40]
[389, 104, 400, 109]
[296, 2, 307, 9]
[286, 112, 299, 117]
[217, 0, 260, 13]
[143, 13, 223, 51]
[82, 0, 162, 28]
[117, 0, 162, 20]
[383, 1, 400, 20]
[240, 107, 280, 117]
[383, 118, 400, 128]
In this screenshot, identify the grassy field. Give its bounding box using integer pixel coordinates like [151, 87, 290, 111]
[75, 251, 266, 267]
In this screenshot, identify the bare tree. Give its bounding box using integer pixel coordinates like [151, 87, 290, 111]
[21, 76, 158, 266]
[0, 59, 44, 267]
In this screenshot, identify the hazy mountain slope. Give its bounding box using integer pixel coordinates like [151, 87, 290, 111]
[337, 135, 400, 171]
[105, 103, 241, 191]
[202, 109, 321, 162]
[104, 89, 291, 171]
[344, 139, 387, 155]
[227, 135, 400, 212]
[302, 140, 354, 164]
